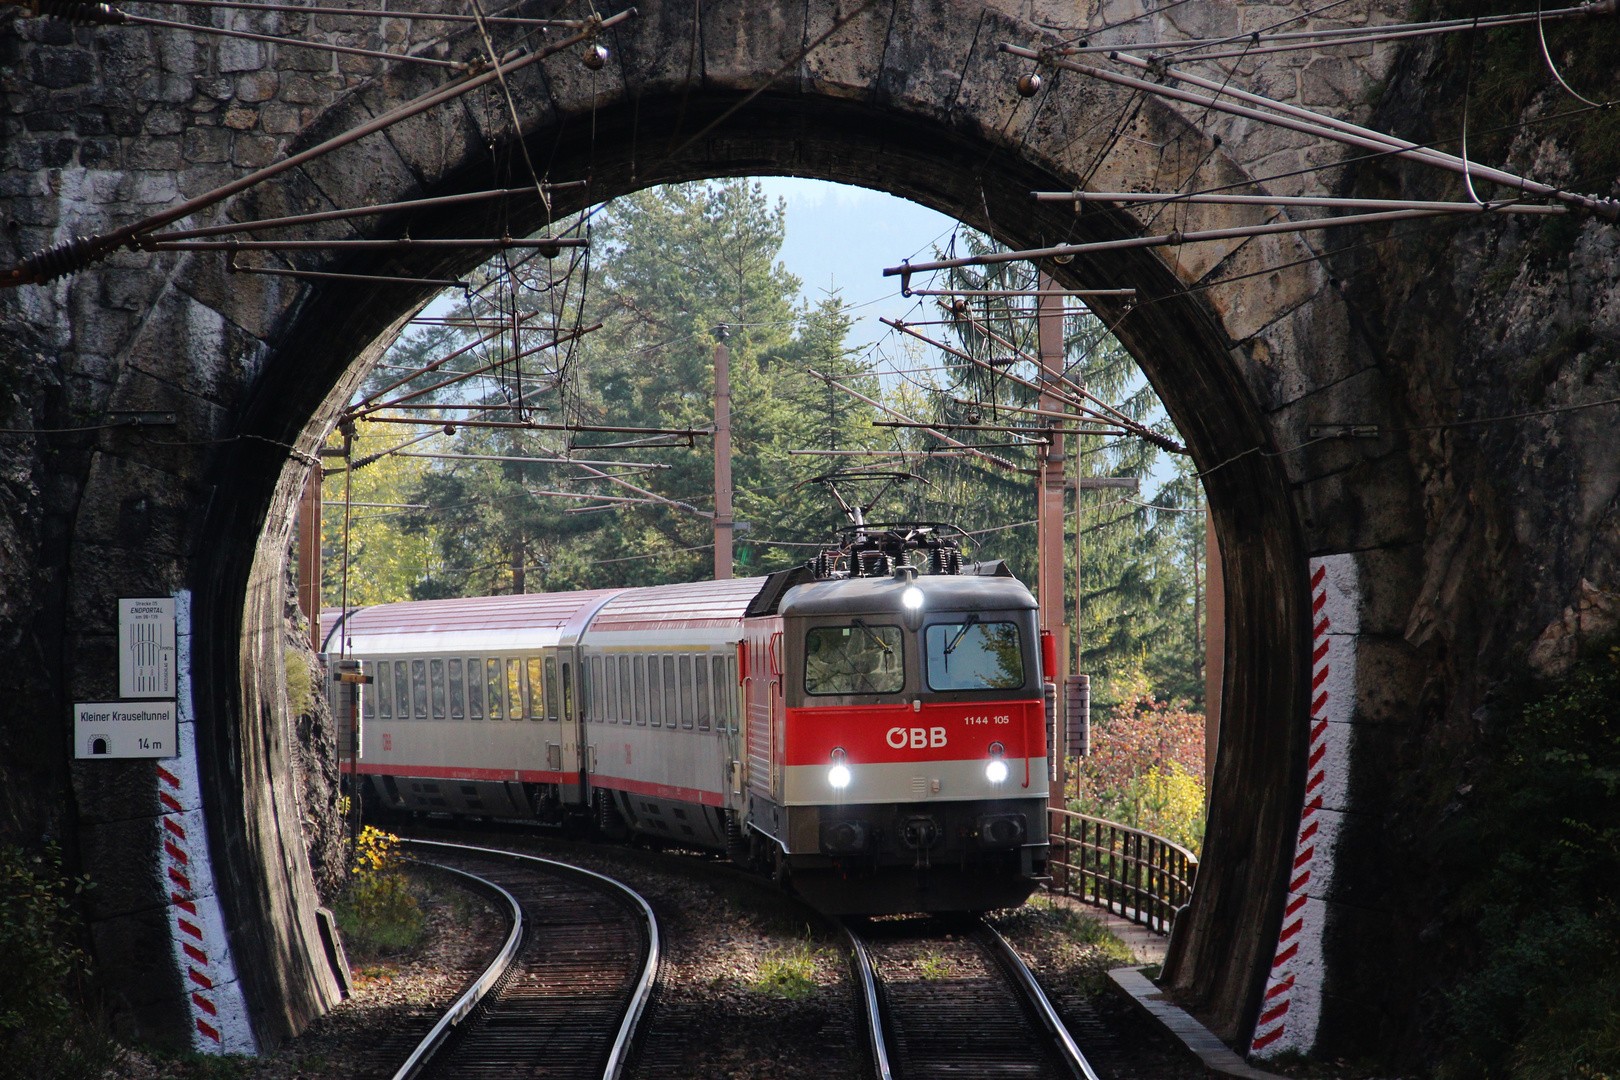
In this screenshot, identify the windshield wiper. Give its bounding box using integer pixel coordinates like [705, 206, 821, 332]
[943, 612, 980, 655]
[850, 618, 893, 654]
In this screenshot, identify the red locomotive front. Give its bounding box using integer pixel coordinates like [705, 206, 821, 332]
[742, 561, 1050, 914]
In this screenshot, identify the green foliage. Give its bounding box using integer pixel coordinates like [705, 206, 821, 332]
[915, 949, 949, 980]
[0, 844, 112, 1080]
[900, 233, 1205, 708]
[283, 648, 314, 714]
[333, 827, 424, 959]
[1071, 664, 1206, 853]
[751, 934, 825, 999]
[337, 185, 1205, 717]
[1437, 644, 1620, 1080]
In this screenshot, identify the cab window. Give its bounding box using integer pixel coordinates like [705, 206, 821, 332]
[804, 624, 904, 696]
[924, 618, 1025, 691]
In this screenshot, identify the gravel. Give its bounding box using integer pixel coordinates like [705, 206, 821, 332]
[100, 824, 1212, 1079]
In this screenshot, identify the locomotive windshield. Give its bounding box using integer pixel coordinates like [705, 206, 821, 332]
[925, 619, 1025, 691]
[804, 623, 905, 695]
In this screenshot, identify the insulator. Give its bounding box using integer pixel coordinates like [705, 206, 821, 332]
[582, 43, 608, 69]
[537, 239, 562, 259]
[1016, 72, 1042, 97]
[31, 0, 128, 24]
[10, 234, 104, 286]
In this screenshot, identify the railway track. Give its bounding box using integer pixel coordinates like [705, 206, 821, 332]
[391, 839, 659, 1080]
[844, 915, 1102, 1080]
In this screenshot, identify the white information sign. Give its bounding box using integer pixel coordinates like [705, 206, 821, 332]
[75, 701, 177, 759]
[119, 597, 176, 699]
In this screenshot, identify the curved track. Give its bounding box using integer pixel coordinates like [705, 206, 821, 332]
[843, 915, 1101, 1080]
[392, 839, 659, 1080]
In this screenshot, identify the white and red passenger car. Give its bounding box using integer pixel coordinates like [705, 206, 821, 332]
[328, 557, 1052, 913]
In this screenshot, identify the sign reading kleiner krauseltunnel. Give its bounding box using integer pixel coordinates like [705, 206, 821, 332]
[74, 702, 177, 759]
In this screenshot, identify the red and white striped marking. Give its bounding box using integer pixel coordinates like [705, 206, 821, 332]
[158, 592, 257, 1055]
[1249, 557, 1358, 1058]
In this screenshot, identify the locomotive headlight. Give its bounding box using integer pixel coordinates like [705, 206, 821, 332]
[901, 586, 924, 610]
[986, 740, 1008, 784]
[829, 747, 851, 789]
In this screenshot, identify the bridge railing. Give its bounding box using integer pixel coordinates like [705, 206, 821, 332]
[1045, 807, 1198, 936]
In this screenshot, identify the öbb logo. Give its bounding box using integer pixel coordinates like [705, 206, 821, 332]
[887, 727, 946, 749]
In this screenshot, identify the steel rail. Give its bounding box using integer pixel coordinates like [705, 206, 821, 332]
[840, 916, 1100, 1080]
[400, 839, 660, 1080]
[976, 921, 1101, 1080]
[388, 858, 525, 1080]
[837, 919, 896, 1080]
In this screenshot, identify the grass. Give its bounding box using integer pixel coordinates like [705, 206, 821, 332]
[751, 936, 825, 999]
[916, 949, 949, 980]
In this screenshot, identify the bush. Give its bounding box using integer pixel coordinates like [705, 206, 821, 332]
[1071, 665, 1206, 853]
[0, 844, 112, 1080]
[1438, 643, 1620, 1080]
[332, 827, 424, 959]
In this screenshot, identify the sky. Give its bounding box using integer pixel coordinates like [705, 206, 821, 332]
[751, 176, 962, 357]
[754, 177, 1182, 497]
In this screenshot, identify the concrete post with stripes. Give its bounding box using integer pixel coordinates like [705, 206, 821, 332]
[156, 591, 259, 1055]
[1249, 556, 1360, 1056]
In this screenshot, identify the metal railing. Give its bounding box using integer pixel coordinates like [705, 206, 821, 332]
[1045, 807, 1198, 936]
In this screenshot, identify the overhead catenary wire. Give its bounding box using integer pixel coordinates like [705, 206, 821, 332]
[69, 0, 588, 26]
[999, 44, 1620, 220]
[1033, 191, 1568, 214]
[1056, 0, 1612, 55]
[1, 8, 635, 287]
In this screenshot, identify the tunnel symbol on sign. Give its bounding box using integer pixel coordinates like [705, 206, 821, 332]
[90, 737, 108, 755]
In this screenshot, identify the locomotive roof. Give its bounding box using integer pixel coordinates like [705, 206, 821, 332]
[779, 570, 1037, 618]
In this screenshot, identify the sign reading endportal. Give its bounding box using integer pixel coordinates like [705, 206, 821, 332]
[75, 701, 177, 759]
[119, 597, 176, 698]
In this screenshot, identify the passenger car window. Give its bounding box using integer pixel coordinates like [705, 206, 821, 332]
[486, 658, 502, 719]
[448, 658, 464, 719]
[804, 624, 905, 695]
[467, 658, 482, 719]
[429, 659, 446, 719]
[507, 658, 523, 719]
[924, 619, 1025, 691]
[395, 662, 411, 720]
[694, 657, 710, 732]
[410, 660, 428, 718]
[648, 655, 663, 728]
[376, 661, 392, 719]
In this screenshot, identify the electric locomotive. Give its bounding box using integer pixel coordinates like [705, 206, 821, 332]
[328, 524, 1052, 914]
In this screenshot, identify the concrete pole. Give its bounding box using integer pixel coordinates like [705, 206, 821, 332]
[1204, 506, 1225, 796]
[1036, 274, 1068, 778]
[296, 464, 322, 652]
[713, 326, 734, 580]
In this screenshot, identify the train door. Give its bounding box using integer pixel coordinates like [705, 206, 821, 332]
[768, 630, 785, 800]
[558, 645, 587, 806]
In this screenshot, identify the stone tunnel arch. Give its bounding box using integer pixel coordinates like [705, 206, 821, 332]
[8, 0, 1415, 1056]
